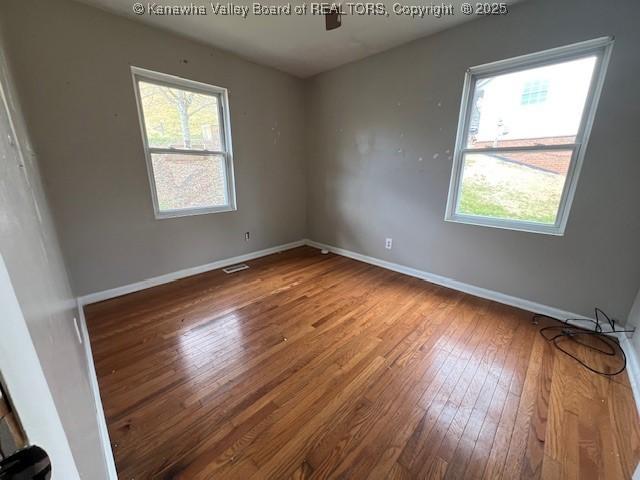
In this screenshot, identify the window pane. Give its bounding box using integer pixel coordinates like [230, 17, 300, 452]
[139, 81, 222, 151]
[456, 150, 572, 224]
[466, 56, 596, 149]
[151, 153, 227, 212]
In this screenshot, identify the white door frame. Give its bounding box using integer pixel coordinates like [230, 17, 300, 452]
[0, 254, 81, 479]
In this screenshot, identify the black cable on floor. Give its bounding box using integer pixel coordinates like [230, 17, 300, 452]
[533, 308, 634, 376]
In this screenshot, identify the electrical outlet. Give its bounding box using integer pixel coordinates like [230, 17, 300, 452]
[385, 238, 392, 250]
[244, 232, 250, 241]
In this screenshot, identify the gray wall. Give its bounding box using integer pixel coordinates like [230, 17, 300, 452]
[306, 0, 640, 320]
[0, 0, 307, 296]
[0, 24, 107, 480]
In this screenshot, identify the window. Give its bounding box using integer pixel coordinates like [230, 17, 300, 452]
[521, 79, 549, 105]
[445, 37, 613, 235]
[131, 67, 236, 219]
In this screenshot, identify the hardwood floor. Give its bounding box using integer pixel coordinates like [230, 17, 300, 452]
[85, 246, 640, 479]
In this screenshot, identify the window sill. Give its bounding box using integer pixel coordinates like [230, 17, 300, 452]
[444, 213, 565, 236]
[155, 205, 237, 220]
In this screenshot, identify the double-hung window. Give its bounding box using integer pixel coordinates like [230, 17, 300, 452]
[445, 37, 613, 235]
[131, 67, 236, 219]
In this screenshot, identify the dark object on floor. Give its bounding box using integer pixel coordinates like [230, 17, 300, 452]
[534, 308, 633, 376]
[0, 445, 50, 480]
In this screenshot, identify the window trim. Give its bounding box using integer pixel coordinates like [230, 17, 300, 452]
[130, 66, 237, 219]
[445, 36, 614, 236]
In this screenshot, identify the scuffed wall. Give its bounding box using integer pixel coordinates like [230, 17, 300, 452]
[306, 0, 640, 320]
[0, 0, 307, 296]
[0, 22, 108, 480]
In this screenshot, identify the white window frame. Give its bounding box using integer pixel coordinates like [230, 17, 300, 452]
[445, 37, 614, 235]
[131, 66, 237, 219]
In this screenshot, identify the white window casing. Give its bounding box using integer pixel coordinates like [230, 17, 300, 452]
[131, 66, 237, 219]
[445, 36, 614, 235]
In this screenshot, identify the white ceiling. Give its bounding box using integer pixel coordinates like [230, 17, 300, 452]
[77, 1, 515, 77]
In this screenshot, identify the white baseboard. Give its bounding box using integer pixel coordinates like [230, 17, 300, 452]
[78, 240, 306, 306]
[620, 335, 640, 415]
[76, 299, 118, 480]
[80, 236, 587, 320]
[304, 239, 588, 321]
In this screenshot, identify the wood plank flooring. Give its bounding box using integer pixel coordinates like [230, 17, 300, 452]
[85, 246, 640, 479]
